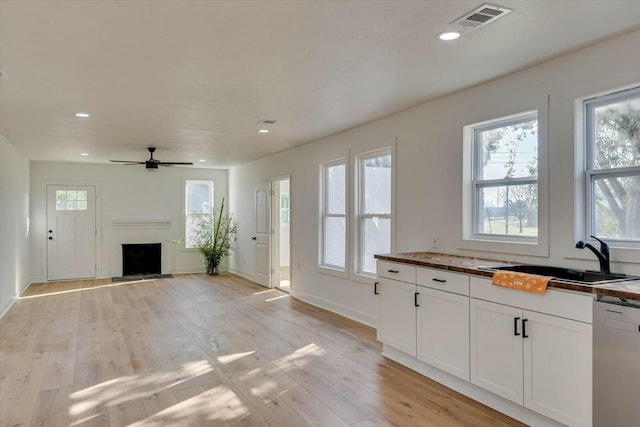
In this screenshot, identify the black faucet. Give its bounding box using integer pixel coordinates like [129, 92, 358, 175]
[575, 235, 610, 274]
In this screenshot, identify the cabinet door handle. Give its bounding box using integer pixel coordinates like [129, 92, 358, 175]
[374, 281, 379, 295]
[432, 278, 446, 283]
[514, 317, 521, 336]
[522, 318, 529, 338]
[387, 269, 399, 274]
[414, 292, 420, 307]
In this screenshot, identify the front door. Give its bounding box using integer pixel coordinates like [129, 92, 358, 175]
[46, 185, 97, 281]
[254, 181, 271, 287]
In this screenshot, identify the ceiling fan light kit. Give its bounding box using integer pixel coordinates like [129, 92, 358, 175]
[110, 147, 194, 170]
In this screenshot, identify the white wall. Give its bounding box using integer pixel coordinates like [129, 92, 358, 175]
[30, 162, 228, 282]
[0, 135, 30, 317]
[230, 30, 640, 326]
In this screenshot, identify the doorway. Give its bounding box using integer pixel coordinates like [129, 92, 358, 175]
[46, 184, 97, 281]
[274, 177, 291, 293]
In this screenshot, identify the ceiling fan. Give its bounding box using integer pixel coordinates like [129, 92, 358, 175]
[110, 147, 193, 170]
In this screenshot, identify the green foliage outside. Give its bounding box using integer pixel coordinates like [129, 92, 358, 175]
[188, 197, 237, 275]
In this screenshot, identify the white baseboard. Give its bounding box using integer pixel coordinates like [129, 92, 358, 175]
[229, 268, 255, 282]
[294, 292, 376, 327]
[382, 345, 563, 427]
[0, 279, 32, 319]
[0, 297, 16, 319]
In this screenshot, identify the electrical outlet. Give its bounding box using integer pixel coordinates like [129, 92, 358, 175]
[432, 236, 439, 249]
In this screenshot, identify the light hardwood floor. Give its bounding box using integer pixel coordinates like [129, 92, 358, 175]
[0, 274, 525, 427]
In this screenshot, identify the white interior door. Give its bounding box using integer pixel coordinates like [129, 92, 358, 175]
[254, 180, 271, 287]
[47, 185, 96, 281]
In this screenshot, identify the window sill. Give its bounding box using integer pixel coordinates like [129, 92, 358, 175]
[318, 265, 348, 279]
[350, 271, 376, 285]
[565, 245, 640, 265]
[459, 237, 549, 258]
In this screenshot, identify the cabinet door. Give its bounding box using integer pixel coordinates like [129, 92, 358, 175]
[417, 287, 469, 380]
[523, 310, 592, 427]
[470, 298, 523, 405]
[377, 278, 416, 357]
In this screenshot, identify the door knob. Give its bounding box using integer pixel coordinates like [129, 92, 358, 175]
[48, 230, 53, 233]
[252, 236, 257, 240]
[48, 237, 53, 240]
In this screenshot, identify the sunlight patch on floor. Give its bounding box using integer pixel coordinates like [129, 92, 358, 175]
[21, 280, 154, 298]
[217, 351, 256, 365]
[265, 293, 289, 302]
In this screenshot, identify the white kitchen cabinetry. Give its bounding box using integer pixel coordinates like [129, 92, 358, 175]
[470, 278, 592, 427]
[524, 310, 592, 427]
[416, 268, 470, 381]
[376, 261, 417, 357]
[375, 261, 594, 427]
[377, 277, 417, 356]
[470, 298, 524, 403]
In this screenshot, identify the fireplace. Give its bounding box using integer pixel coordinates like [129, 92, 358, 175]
[122, 243, 161, 276]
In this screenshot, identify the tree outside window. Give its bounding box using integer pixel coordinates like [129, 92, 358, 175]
[586, 87, 640, 241]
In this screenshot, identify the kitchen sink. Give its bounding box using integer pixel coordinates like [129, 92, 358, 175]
[480, 264, 639, 285]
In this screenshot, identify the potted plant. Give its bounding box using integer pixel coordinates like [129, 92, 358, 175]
[189, 197, 237, 275]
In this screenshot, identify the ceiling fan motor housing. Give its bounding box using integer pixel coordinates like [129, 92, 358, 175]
[145, 161, 159, 170]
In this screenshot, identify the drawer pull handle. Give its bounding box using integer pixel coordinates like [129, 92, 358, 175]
[387, 269, 399, 273]
[414, 292, 420, 307]
[514, 317, 521, 336]
[432, 278, 446, 283]
[522, 319, 529, 338]
[374, 281, 379, 295]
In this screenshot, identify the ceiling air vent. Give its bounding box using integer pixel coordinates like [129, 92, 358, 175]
[452, 4, 512, 30]
[0, 69, 8, 80]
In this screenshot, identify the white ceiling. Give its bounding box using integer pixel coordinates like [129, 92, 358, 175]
[1, 1, 639, 168]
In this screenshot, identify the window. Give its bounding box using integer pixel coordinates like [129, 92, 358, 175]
[56, 190, 88, 211]
[319, 159, 347, 271]
[185, 180, 214, 248]
[585, 87, 640, 242]
[470, 112, 539, 241]
[280, 194, 290, 225]
[356, 148, 392, 276]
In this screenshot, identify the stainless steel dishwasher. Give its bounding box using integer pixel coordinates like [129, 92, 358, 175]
[593, 296, 640, 427]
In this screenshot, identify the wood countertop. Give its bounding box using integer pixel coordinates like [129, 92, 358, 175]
[375, 251, 640, 301]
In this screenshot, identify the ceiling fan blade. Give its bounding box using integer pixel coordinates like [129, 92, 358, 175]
[158, 162, 194, 166]
[110, 160, 145, 164]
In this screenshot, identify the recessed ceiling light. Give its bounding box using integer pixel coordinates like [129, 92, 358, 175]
[438, 31, 461, 41]
[199, 159, 206, 162]
[258, 129, 269, 133]
[75, 112, 90, 118]
[80, 153, 89, 156]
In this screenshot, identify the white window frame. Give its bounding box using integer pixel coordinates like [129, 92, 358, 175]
[584, 86, 640, 246]
[354, 147, 393, 279]
[184, 179, 214, 250]
[318, 158, 348, 277]
[462, 107, 549, 257]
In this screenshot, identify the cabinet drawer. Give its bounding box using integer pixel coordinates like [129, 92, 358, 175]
[417, 267, 469, 296]
[470, 276, 594, 323]
[377, 260, 416, 283]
